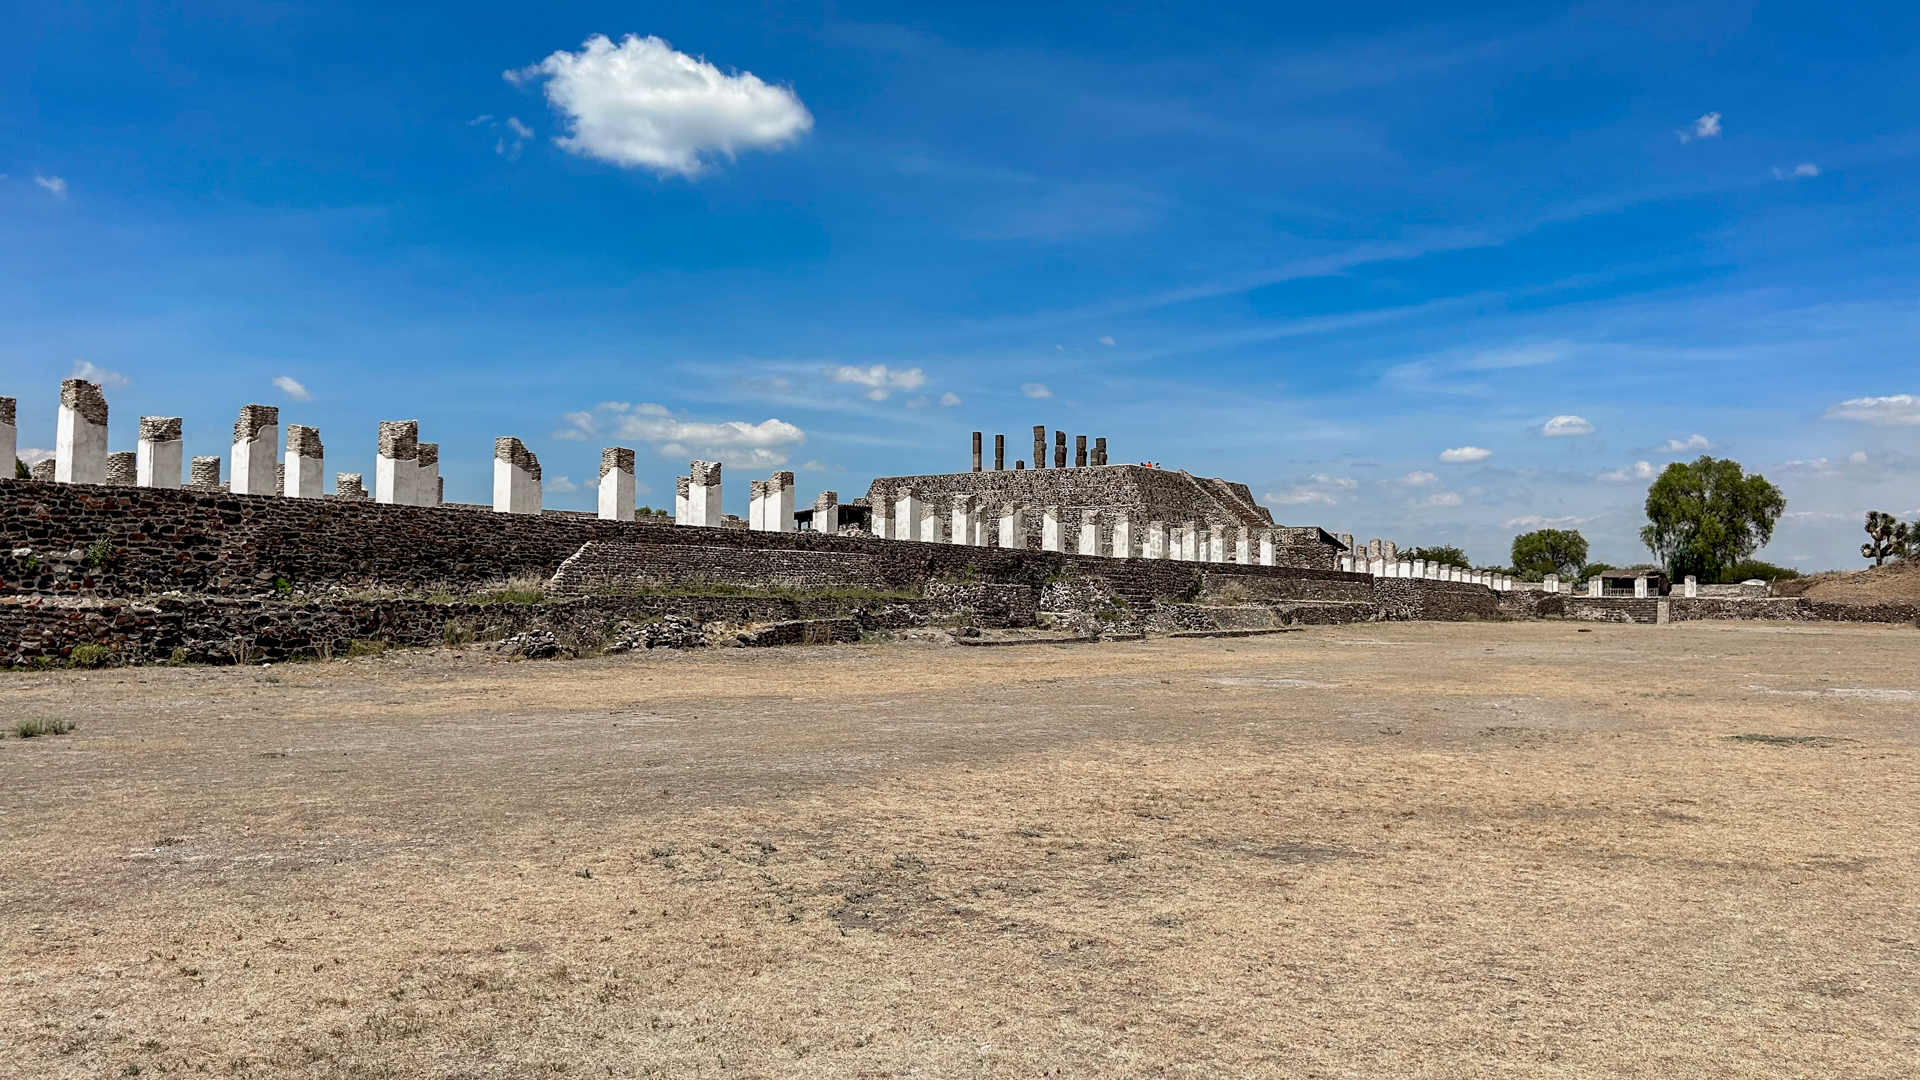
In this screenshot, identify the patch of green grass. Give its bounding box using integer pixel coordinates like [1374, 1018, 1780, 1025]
[83, 538, 114, 569]
[68, 643, 114, 668]
[464, 574, 553, 605]
[346, 638, 389, 658]
[1727, 733, 1852, 748]
[441, 619, 476, 646]
[13, 716, 74, 738]
[582, 582, 921, 602]
[167, 646, 190, 666]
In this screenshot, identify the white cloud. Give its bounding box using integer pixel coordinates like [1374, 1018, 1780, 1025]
[1503, 514, 1598, 528]
[509, 34, 812, 178]
[938, 391, 962, 407]
[1826, 394, 1920, 425]
[1422, 492, 1464, 508]
[272, 375, 313, 402]
[1267, 489, 1337, 506]
[1773, 162, 1819, 180]
[17, 447, 54, 467]
[544, 476, 580, 493]
[1599, 461, 1657, 482]
[70, 359, 129, 388]
[823, 364, 926, 401]
[1678, 112, 1722, 142]
[802, 460, 844, 472]
[35, 175, 66, 196]
[1656, 434, 1710, 453]
[906, 395, 930, 409]
[1098, 335, 1116, 346]
[1849, 450, 1868, 464]
[1308, 473, 1358, 489]
[1439, 446, 1492, 463]
[1021, 382, 1052, 399]
[1541, 414, 1595, 437]
[1397, 471, 1440, 486]
[553, 401, 805, 465]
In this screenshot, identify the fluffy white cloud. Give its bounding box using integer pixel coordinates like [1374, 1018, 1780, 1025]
[1826, 394, 1920, 425]
[1439, 446, 1492, 463]
[272, 375, 313, 402]
[1422, 492, 1464, 508]
[823, 364, 926, 401]
[1679, 112, 1722, 142]
[1657, 434, 1710, 453]
[70, 359, 129, 388]
[1021, 382, 1052, 399]
[544, 475, 580, 493]
[35, 175, 67, 196]
[1773, 162, 1820, 180]
[509, 34, 812, 177]
[1541, 414, 1595, 437]
[555, 402, 804, 466]
[1599, 461, 1657, 482]
[1849, 450, 1868, 464]
[939, 392, 962, 407]
[1396, 471, 1440, 486]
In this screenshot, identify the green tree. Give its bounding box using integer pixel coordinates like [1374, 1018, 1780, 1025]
[1408, 545, 1470, 569]
[14, 458, 27, 480]
[1509, 528, 1589, 581]
[1640, 456, 1786, 583]
[1861, 511, 1913, 566]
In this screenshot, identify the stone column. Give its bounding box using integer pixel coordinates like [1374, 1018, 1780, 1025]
[813, 490, 840, 534]
[1339, 533, 1354, 558]
[493, 436, 542, 515]
[872, 496, 893, 540]
[1369, 557, 1385, 577]
[1683, 575, 1697, 598]
[1259, 529, 1276, 567]
[972, 432, 983, 473]
[416, 443, 441, 506]
[284, 425, 325, 498]
[1382, 540, 1398, 562]
[0, 397, 14, 480]
[599, 446, 636, 521]
[1543, 573, 1559, 594]
[1180, 522, 1203, 561]
[106, 451, 136, 484]
[1075, 434, 1087, 468]
[771, 471, 795, 532]
[1633, 575, 1648, 599]
[748, 479, 768, 531]
[1112, 511, 1135, 558]
[189, 455, 222, 489]
[1146, 520, 1169, 560]
[335, 473, 368, 499]
[920, 499, 940, 544]
[1053, 430, 1067, 469]
[894, 486, 923, 542]
[1039, 506, 1064, 552]
[229, 405, 279, 496]
[998, 502, 1026, 549]
[675, 477, 690, 524]
[994, 433, 1005, 471]
[1093, 437, 1107, 466]
[1077, 509, 1102, 556]
[1588, 576, 1603, 598]
[376, 421, 419, 505]
[1411, 559, 1426, 579]
[1209, 527, 1229, 563]
[686, 460, 722, 527]
[55, 378, 109, 485]
[952, 494, 975, 546]
[136, 416, 184, 489]
[1033, 426, 1047, 470]
[1234, 528, 1252, 564]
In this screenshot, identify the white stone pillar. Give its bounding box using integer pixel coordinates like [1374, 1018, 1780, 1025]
[1633, 575, 1648, 599]
[1369, 557, 1385, 577]
[675, 477, 690, 524]
[1179, 522, 1202, 561]
[493, 436, 541, 514]
[0, 397, 14, 480]
[284, 425, 325, 498]
[1411, 559, 1426, 578]
[229, 405, 279, 496]
[685, 460, 722, 527]
[1041, 506, 1064, 552]
[872, 496, 894, 539]
[921, 499, 941, 544]
[1230, 528, 1249, 565]
[998, 503, 1026, 549]
[748, 479, 768, 531]
[54, 378, 109, 485]
[894, 486, 923, 542]
[1588, 575, 1603, 598]
[599, 447, 636, 521]
[813, 490, 841, 534]
[1146, 520, 1169, 560]
[1111, 511, 1136, 559]
[136, 416, 184, 489]
[1542, 573, 1559, 594]
[952, 495, 975, 546]
[416, 443, 441, 506]
[189, 455, 222, 489]
[771, 471, 795, 532]
[1208, 529, 1229, 563]
[1077, 509, 1102, 556]
[1683, 575, 1697, 598]
[376, 421, 419, 505]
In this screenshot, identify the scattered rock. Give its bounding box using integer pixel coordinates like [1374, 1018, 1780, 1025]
[603, 615, 709, 653]
[493, 629, 566, 659]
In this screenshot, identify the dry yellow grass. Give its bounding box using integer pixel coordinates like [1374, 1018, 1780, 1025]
[2, 620, 1917, 1078]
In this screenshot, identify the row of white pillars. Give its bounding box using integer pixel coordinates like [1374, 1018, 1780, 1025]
[1340, 549, 1516, 591]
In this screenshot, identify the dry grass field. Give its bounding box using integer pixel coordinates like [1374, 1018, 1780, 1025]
[3, 621, 1918, 1079]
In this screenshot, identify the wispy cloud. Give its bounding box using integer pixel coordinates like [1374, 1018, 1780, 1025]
[1267, 489, 1338, 506]
[1599, 461, 1656, 482]
[1540, 414, 1595, 437]
[1504, 514, 1598, 528]
[1656, 434, 1710, 453]
[70, 359, 129, 388]
[824, 364, 926, 401]
[1826, 394, 1920, 425]
[561, 402, 806, 467]
[1098, 335, 1116, 346]
[1677, 111, 1722, 143]
[1439, 445, 1491, 463]
[906, 395, 930, 409]
[508, 34, 812, 177]
[272, 375, 313, 402]
[1772, 162, 1819, 180]
[34, 174, 67, 197]
[939, 391, 962, 407]
[1021, 382, 1053, 399]
[1396, 470, 1440, 486]
[1422, 491, 1464, 507]
[544, 475, 580, 493]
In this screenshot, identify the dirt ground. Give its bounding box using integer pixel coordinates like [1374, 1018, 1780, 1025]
[3, 621, 1918, 1079]
[1779, 559, 1920, 603]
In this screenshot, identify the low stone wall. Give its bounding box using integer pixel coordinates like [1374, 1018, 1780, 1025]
[1372, 578, 1500, 621]
[1669, 597, 1920, 624]
[553, 540, 906, 592]
[1567, 597, 1660, 623]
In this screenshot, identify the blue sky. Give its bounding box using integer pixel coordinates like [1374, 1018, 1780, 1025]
[5, 1, 1918, 568]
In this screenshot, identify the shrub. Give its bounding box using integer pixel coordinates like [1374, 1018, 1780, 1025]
[14, 716, 74, 738]
[68, 643, 114, 668]
[346, 638, 389, 658]
[167, 646, 189, 666]
[466, 574, 551, 605]
[1720, 559, 1801, 583]
[441, 620, 476, 646]
[83, 538, 114, 569]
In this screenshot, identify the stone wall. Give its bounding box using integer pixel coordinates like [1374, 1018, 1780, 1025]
[553, 541, 906, 592]
[1669, 597, 1920, 624]
[1371, 578, 1501, 621]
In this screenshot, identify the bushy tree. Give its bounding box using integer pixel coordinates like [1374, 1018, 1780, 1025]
[1862, 511, 1913, 566]
[1510, 528, 1589, 581]
[1640, 456, 1786, 583]
[13, 458, 26, 480]
[1722, 559, 1801, 582]
[1408, 545, 1470, 569]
